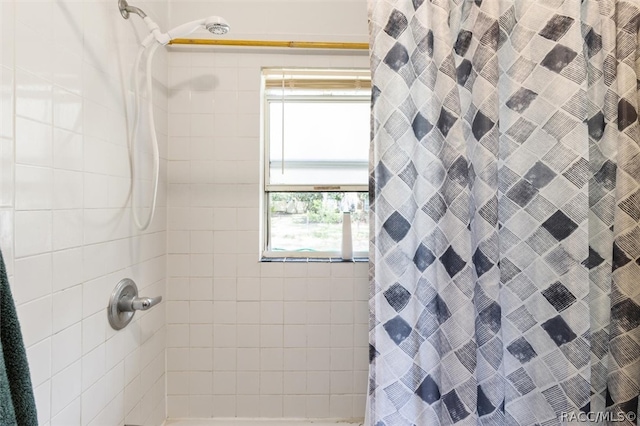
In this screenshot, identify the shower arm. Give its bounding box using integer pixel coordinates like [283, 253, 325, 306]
[118, 0, 147, 19]
[118, 0, 171, 45]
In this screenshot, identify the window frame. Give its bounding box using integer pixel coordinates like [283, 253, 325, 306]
[260, 69, 370, 259]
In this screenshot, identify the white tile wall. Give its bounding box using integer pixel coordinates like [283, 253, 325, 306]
[165, 48, 370, 420]
[1, 0, 169, 424]
[2, 0, 370, 423]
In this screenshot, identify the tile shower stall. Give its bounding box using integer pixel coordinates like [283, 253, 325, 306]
[0, 0, 370, 424]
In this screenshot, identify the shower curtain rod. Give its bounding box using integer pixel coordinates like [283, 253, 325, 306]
[168, 38, 369, 50]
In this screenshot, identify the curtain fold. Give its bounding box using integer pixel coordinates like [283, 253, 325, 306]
[368, 0, 640, 424]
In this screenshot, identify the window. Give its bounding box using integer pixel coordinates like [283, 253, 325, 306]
[261, 68, 371, 258]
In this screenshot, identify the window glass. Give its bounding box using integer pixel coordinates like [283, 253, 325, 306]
[262, 68, 371, 258]
[267, 192, 369, 253]
[268, 101, 370, 186]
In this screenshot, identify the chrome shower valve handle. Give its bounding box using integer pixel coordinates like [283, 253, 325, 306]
[132, 296, 162, 311]
[108, 278, 162, 330]
[117, 294, 162, 312]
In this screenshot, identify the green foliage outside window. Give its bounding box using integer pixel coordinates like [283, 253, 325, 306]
[269, 192, 368, 224]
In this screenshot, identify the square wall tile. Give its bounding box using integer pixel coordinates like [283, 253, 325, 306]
[163, 49, 372, 418]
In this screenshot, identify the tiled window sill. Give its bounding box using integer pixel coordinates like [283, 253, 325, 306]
[260, 257, 369, 263]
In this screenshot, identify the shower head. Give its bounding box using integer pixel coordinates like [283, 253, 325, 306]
[166, 16, 230, 41]
[139, 14, 230, 46]
[204, 16, 230, 35]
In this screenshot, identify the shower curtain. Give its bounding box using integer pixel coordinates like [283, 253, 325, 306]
[368, 0, 640, 425]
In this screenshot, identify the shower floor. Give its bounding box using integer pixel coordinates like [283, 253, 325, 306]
[166, 419, 364, 426]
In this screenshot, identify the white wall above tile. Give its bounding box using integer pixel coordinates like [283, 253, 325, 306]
[167, 0, 368, 42]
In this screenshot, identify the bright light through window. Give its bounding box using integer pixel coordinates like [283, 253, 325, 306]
[268, 102, 370, 186]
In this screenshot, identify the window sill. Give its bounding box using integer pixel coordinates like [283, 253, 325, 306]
[260, 256, 369, 263]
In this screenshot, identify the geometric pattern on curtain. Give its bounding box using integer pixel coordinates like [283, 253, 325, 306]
[368, 1, 640, 424]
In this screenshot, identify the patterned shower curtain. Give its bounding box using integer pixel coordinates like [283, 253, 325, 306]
[368, 0, 640, 425]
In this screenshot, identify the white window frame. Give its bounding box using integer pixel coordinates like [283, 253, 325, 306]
[260, 68, 370, 259]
